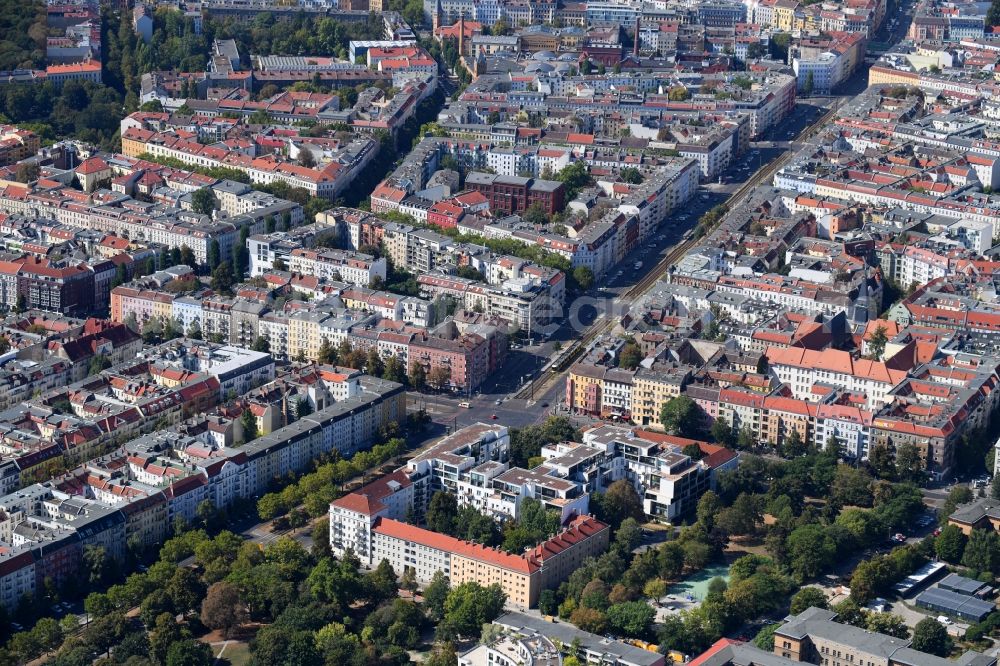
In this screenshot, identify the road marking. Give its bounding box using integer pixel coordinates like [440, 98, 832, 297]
[214, 640, 230, 665]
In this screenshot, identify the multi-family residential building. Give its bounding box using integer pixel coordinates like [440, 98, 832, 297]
[690, 607, 995, 666]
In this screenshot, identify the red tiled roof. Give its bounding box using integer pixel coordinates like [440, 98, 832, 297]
[373, 517, 540, 573]
[330, 469, 411, 516]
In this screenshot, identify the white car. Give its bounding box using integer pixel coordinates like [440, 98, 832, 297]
[937, 616, 952, 626]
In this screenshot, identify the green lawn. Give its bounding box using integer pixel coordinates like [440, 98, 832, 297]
[211, 639, 251, 665]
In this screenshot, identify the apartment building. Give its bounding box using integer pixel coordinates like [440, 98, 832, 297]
[765, 347, 908, 409]
[287, 248, 387, 287]
[462, 612, 664, 666]
[0, 373, 405, 611]
[630, 365, 693, 428]
[772, 607, 994, 666]
[366, 513, 608, 608]
[692, 608, 994, 665]
[465, 173, 566, 215]
[0, 126, 40, 167]
[579, 426, 738, 521]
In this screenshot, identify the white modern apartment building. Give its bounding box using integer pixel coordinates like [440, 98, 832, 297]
[287, 248, 387, 287]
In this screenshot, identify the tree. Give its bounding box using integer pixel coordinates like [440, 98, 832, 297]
[895, 443, 925, 483]
[83, 592, 115, 618]
[166, 567, 204, 614]
[786, 524, 836, 581]
[668, 85, 690, 101]
[555, 161, 592, 200]
[424, 571, 450, 621]
[619, 343, 643, 370]
[211, 261, 234, 293]
[234, 227, 250, 279]
[754, 623, 780, 651]
[790, 587, 828, 615]
[776, 430, 806, 460]
[191, 188, 217, 215]
[251, 336, 270, 353]
[660, 396, 702, 437]
[831, 465, 874, 507]
[711, 417, 736, 447]
[522, 202, 549, 225]
[383, 355, 405, 384]
[241, 408, 258, 443]
[150, 614, 185, 665]
[206, 239, 221, 270]
[15, 161, 39, 183]
[317, 338, 335, 365]
[935, 524, 967, 563]
[737, 426, 757, 450]
[111, 262, 128, 289]
[165, 639, 213, 666]
[570, 606, 608, 634]
[442, 582, 506, 637]
[200, 582, 247, 638]
[867, 324, 888, 361]
[580, 580, 610, 611]
[606, 601, 655, 638]
[572, 266, 595, 292]
[298, 148, 316, 168]
[962, 529, 1000, 575]
[180, 245, 198, 270]
[620, 167, 643, 184]
[716, 493, 762, 536]
[428, 364, 451, 390]
[365, 347, 384, 378]
[942, 485, 974, 522]
[425, 642, 459, 666]
[409, 361, 427, 390]
[911, 618, 953, 657]
[83, 544, 109, 586]
[644, 578, 668, 600]
[697, 491, 723, 530]
[770, 32, 792, 60]
[594, 479, 645, 525]
[803, 71, 815, 96]
[427, 491, 458, 535]
[366, 559, 399, 605]
[867, 612, 909, 639]
[502, 499, 560, 553]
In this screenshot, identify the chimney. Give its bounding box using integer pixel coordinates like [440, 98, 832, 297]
[634, 16, 640, 59]
[459, 13, 466, 57]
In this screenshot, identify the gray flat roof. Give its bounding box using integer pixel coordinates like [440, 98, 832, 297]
[940, 573, 991, 596]
[494, 612, 663, 666]
[916, 587, 995, 620]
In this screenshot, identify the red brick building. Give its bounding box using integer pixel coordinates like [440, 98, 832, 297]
[409, 332, 490, 392]
[427, 200, 465, 229]
[465, 173, 566, 215]
[9, 257, 96, 316]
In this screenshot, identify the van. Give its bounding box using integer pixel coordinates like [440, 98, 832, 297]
[458, 401, 471, 408]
